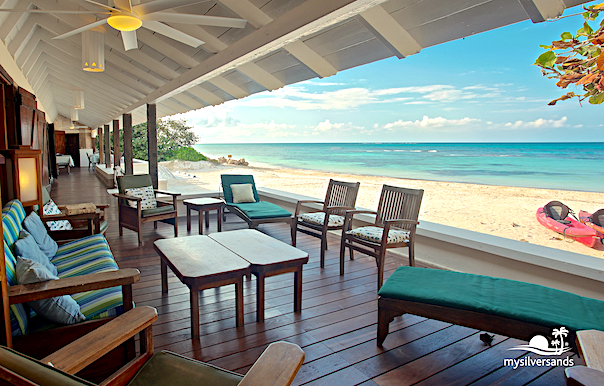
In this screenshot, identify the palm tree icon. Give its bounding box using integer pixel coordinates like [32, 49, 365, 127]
[552, 327, 569, 355]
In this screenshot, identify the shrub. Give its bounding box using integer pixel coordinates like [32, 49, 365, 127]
[174, 147, 207, 161]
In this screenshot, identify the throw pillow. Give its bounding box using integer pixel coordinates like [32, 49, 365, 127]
[22, 212, 59, 259]
[43, 201, 73, 231]
[15, 258, 85, 325]
[125, 186, 157, 210]
[231, 183, 256, 204]
[14, 230, 58, 276]
[299, 212, 345, 227]
[346, 226, 410, 244]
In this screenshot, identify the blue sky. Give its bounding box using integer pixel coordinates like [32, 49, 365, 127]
[177, 6, 602, 144]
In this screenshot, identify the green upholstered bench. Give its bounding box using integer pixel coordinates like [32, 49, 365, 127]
[377, 266, 604, 347]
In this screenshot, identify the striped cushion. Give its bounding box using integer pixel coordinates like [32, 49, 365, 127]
[53, 235, 124, 320]
[2, 200, 29, 335]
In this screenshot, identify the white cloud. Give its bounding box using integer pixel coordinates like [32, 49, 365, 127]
[503, 116, 568, 129]
[383, 115, 481, 129]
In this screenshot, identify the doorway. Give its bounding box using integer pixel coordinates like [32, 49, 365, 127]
[65, 134, 80, 167]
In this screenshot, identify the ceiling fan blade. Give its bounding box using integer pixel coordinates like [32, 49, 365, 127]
[142, 20, 203, 47]
[133, 0, 208, 16]
[82, 0, 121, 12]
[121, 30, 138, 51]
[52, 19, 108, 40]
[142, 12, 246, 28]
[113, 0, 132, 12]
[0, 9, 109, 13]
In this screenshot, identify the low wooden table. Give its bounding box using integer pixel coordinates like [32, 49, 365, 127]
[210, 229, 309, 322]
[184, 198, 224, 234]
[154, 236, 250, 337]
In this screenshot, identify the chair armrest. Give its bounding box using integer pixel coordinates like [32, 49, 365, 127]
[42, 306, 158, 374]
[239, 342, 304, 386]
[294, 200, 324, 216]
[41, 210, 103, 222]
[325, 205, 355, 213]
[8, 268, 140, 304]
[565, 366, 604, 386]
[154, 190, 181, 197]
[342, 210, 377, 231]
[384, 219, 419, 227]
[113, 193, 142, 202]
[577, 330, 604, 372]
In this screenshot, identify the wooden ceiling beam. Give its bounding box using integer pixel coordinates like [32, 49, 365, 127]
[237, 62, 284, 91]
[358, 4, 421, 59]
[186, 85, 225, 105]
[208, 75, 249, 99]
[284, 40, 337, 78]
[218, 0, 273, 29]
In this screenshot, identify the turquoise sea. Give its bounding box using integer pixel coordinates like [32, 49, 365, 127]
[194, 143, 604, 193]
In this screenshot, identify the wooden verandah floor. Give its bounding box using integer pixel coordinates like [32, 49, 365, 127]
[50, 167, 575, 386]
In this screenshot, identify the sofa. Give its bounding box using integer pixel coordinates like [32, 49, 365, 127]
[2, 199, 139, 361]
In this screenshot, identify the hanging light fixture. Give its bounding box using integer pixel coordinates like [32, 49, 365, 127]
[73, 90, 85, 109]
[71, 108, 79, 122]
[82, 30, 104, 72]
[107, 13, 142, 31]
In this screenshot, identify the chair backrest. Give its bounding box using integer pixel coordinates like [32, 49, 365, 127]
[323, 180, 360, 216]
[220, 175, 260, 204]
[117, 174, 153, 195]
[375, 185, 424, 230]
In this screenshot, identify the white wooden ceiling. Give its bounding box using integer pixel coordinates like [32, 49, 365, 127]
[0, 0, 590, 129]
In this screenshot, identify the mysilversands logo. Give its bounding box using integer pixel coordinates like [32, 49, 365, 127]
[503, 327, 575, 369]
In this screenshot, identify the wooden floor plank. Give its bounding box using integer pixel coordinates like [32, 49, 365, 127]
[46, 168, 569, 386]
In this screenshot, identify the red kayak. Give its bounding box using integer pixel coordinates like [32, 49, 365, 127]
[536, 202, 603, 248]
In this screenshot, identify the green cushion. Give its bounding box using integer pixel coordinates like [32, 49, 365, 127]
[379, 266, 604, 333]
[229, 202, 292, 220]
[0, 346, 94, 386]
[221, 175, 260, 204]
[142, 205, 175, 217]
[117, 174, 153, 193]
[127, 351, 242, 386]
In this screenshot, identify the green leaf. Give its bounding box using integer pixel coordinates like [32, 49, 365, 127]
[588, 93, 604, 104]
[536, 51, 557, 68]
[577, 27, 586, 36]
[560, 32, 573, 40]
[539, 44, 553, 49]
[584, 21, 594, 35]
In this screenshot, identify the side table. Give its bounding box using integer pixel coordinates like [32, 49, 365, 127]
[184, 198, 224, 234]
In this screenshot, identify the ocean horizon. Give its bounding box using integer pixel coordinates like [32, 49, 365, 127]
[193, 142, 604, 193]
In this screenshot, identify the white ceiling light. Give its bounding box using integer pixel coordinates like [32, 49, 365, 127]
[73, 90, 85, 109]
[82, 30, 104, 72]
[71, 108, 79, 122]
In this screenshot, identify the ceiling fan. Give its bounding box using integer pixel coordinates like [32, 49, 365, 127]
[0, 0, 247, 51]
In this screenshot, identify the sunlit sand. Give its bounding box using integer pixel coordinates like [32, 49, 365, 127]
[161, 160, 604, 259]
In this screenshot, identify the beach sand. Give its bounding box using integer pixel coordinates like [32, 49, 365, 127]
[160, 160, 604, 259]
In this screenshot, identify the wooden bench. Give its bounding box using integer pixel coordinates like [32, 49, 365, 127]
[377, 267, 604, 349]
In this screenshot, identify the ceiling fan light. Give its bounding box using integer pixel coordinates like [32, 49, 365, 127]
[107, 15, 142, 32]
[82, 30, 104, 72]
[73, 90, 85, 109]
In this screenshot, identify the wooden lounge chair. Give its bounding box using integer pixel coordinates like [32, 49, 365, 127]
[339, 185, 423, 289]
[377, 266, 604, 351]
[566, 330, 604, 386]
[221, 175, 295, 245]
[0, 306, 305, 386]
[113, 174, 180, 244]
[293, 179, 360, 267]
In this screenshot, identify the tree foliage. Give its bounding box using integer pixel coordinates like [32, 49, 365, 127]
[535, 3, 604, 105]
[132, 118, 199, 161]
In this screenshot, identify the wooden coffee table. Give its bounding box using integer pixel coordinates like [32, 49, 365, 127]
[210, 229, 309, 322]
[184, 198, 224, 234]
[154, 236, 250, 337]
